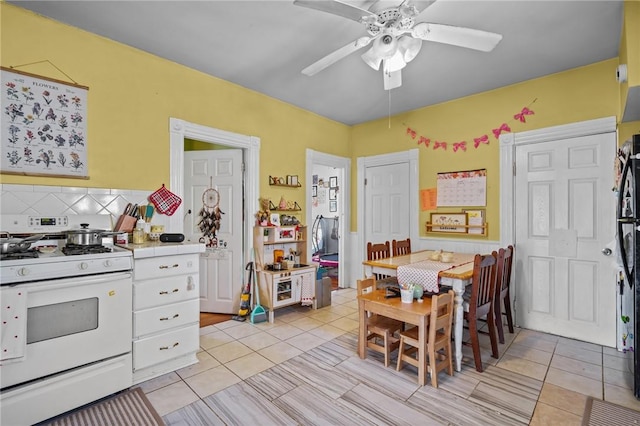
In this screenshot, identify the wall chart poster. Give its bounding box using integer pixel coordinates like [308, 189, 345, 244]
[1, 67, 89, 178]
[436, 169, 487, 207]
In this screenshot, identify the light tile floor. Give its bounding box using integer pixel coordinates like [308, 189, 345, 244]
[134, 288, 640, 425]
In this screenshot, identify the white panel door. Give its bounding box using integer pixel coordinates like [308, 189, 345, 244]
[515, 132, 616, 345]
[364, 162, 410, 247]
[184, 149, 243, 314]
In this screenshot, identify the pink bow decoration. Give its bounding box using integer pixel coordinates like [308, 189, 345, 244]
[453, 141, 467, 152]
[418, 136, 430, 147]
[406, 127, 417, 139]
[492, 123, 511, 139]
[514, 107, 535, 123]
[473, 135, 489, 148]
[434, 141, 447, 150]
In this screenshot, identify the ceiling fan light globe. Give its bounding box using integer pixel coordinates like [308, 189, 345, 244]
[398, 36, 422, 63]
[361, 47, 383, 70]
[372, 34, 398, 58]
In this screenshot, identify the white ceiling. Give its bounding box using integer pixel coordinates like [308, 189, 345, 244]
[9, 0, 623, 125]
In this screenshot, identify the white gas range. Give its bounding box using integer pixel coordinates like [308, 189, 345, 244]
[0, 214, 134, 425]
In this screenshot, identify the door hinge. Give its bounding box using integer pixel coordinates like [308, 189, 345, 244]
[512, 161, 516, 176]
[364, 178, 367, 186]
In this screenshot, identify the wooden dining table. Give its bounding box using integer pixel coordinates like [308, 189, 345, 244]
[362, 250, 476, 372]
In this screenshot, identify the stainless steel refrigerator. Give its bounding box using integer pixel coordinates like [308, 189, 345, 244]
[616, 133, 640, 399]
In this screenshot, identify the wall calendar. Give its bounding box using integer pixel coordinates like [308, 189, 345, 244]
[436, 169, 487, 207]
[1, 67, 89, 178]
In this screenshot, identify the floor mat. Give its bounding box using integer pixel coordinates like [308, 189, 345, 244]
[41, 387, 164, 426]
[582, 397, 640, 426]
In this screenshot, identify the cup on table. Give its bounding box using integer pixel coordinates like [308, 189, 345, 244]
[400, 289, 414, 303]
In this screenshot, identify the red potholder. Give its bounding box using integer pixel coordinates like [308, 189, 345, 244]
[149, 184, 182, 216]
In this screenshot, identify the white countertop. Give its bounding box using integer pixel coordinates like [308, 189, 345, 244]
[117, 241, 205, 259]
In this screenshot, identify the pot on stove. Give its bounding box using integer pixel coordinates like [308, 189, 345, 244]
[66, 223, 120, 246]
[0, 234, 44, 254]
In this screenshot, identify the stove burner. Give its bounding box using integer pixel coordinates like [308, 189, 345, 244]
[62, 244, 113, 256]
[1, 250, 39, 260]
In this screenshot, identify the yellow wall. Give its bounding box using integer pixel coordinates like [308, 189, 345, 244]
[0, 3, 351, 223]
[351, 60, 620, 239]
[2, 3, 635, 241]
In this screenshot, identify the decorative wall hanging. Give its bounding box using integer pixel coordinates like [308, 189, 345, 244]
[1, 66, 89, 178]
[404, 99, 537, 154]
[429, 212, 468, 233]
[198, 177, 224, 247]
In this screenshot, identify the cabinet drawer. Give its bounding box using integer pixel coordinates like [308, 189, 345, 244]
[134, 254, 199, 281]
[134, 274, 198, 310]
[134, 299, 199, 337]
[133, 324, 199, 371]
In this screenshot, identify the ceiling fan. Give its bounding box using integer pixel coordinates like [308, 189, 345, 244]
[294, 0, 503, 90]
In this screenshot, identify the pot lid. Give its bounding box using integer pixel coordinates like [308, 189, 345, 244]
[66, 223, 106, 234]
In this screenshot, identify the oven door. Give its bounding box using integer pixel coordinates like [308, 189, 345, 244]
[1, 271, 132, 389]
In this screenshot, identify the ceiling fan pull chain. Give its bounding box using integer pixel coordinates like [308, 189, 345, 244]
[388, 89, 391, 129]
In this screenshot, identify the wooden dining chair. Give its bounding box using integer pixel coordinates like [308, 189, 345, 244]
[357, 277, 403, 367]
[366, 241, 397, 286]
[464, 253, 499, 372]
[493, 245, 515, 344]
[396, 290, 454, 387]
[367, 241, 391, 261]
[392, 238, 412, 257]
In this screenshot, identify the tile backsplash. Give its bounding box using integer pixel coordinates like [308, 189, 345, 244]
[0, 184, 171, 230]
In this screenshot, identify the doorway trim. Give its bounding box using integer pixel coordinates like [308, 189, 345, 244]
[356, 149, 419, 264]
[169, 118, 260, 261]
[499, 116, 617, 249]
[306, 149, 351, 288]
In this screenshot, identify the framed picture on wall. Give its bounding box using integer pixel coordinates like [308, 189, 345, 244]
[312, 185, 317, 197]
[329, 188, 336, 200]
[329, 176, 338, 188]
[1, 67, 90, 178]
[329, 200, 337, 212]
[429, 212, 467, 233]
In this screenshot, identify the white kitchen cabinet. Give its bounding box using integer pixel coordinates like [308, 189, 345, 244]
[119, 241, 204, 385]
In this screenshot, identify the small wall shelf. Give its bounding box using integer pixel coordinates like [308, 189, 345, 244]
[269, 182, 302, 188]
[269, 175, 301, 187]
[425, 222, 488, 236]
[269, 200, 301, 211]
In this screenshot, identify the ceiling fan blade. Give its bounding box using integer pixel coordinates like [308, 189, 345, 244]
[293, 0, 376, 23]
[412, 22, 502, 52]
[302, 36, 375, 76]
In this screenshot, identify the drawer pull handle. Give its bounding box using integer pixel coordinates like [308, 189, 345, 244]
[159, 264, 180, 269]
[159, 342, 180, 350]
[159, 288, 180, 295]
[159, 314, 180, 321]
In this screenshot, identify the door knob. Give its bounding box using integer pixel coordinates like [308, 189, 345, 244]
[601, 247, 613, 256]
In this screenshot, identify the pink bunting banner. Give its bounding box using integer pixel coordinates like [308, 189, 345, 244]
[453, 141, 467, 152]
[433, 141, 447, 150]
[404, 99, 537, 153]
